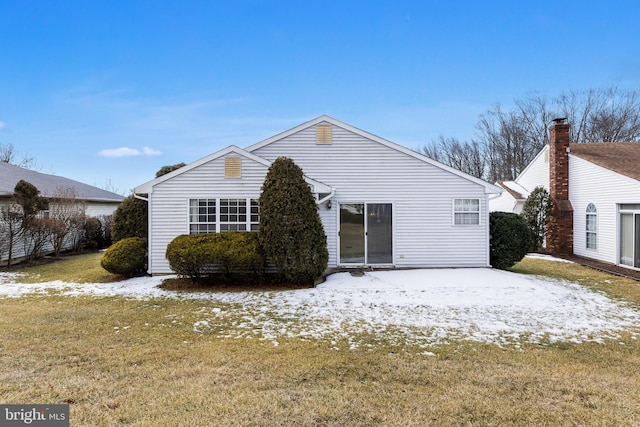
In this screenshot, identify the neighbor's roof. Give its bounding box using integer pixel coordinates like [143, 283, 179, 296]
[570, 142, 640, 182]
[0, 161, 125, 202]
[496, 180, 529, 200]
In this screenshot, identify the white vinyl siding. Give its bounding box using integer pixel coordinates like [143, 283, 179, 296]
[147, 153, 268, 273]
[570, 155, 640, 265]
[516, 146, 550, 192]
[252, 124, 491, 268]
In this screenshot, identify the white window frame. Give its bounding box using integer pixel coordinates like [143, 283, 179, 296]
[189, 199, 216, 234]
[453, 198, 480, 225]
[586, 203, 597, 250]
[188, 198, 259, 234]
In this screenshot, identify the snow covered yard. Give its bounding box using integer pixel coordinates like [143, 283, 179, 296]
[1, 265, 639, 349]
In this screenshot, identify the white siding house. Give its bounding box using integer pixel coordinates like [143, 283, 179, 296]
[135, 116, 502, 275]
[489, 119, 640, 270]
[0, 161, 124, 263]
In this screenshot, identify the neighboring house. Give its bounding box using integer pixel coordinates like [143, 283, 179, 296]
[0, 161, 124, 262]
[135, 115, 502, 275]
[489, 118, 640, 270]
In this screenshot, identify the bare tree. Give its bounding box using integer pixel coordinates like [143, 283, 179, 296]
[47, 187, 87, 256]
[0, 143, 38, 170]
[423, 86, 640, 182]
[0, 203, 23, 268]
[24, 217, 53, 260]
[423, 136, 487, 179]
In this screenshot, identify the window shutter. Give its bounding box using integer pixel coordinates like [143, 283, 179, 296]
[225, 157, 241, 178]
[316, 124, 332, 145]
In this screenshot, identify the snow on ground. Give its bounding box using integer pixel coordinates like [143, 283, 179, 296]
[1, 268, 639, 349]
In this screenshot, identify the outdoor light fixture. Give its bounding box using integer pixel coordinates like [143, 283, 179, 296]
[326, 200, 332, 209]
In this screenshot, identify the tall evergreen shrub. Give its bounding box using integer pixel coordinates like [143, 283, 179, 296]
[520, 186, 552, 251]
[111, 194, 148, 242]
[490, 211, 532, 270]
[259, 157, 328, 284]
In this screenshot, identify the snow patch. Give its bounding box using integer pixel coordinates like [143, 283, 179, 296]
[1, 268, 639, 348]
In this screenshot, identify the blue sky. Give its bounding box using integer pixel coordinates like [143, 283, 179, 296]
[1, 1, 638, 194]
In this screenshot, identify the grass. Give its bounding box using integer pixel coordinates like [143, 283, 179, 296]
[1, 256, 640, 425]
[511, 257, 640, 307]
[4, 251, 122, 284]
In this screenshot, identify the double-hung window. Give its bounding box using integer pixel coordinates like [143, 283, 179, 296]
[453, 199, 480, 225]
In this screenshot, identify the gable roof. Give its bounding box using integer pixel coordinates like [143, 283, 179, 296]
[570, 142, 640, 182]
[134, 145, 333, 195]
[496, 180, 528, 200]
[247, 115, 502, 194]
[0, 161, 124, 202]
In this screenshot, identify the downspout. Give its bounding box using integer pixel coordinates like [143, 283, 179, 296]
[133, 193, 151, 275]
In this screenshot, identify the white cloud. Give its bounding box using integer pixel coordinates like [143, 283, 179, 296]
[142, 146, 162, 156]
[0, 121, 5, 129]
[98, 146, 163, 158]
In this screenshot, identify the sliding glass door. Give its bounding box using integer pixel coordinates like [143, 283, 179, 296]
[339, 203, 392, 265]
[620, 212, 640, 268]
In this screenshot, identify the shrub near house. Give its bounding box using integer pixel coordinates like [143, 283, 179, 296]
[101, 237, 148, 277]
[165, 157, 328, 286]
[166, 232, 264, 282]
[490, 211, 532, 270]
[258, 157, 328, 285]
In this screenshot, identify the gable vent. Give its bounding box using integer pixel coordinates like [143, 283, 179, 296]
[316, 124, 332, 145]
[225, 157, 241, 178]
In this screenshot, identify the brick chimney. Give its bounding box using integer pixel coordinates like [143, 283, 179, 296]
[546, 118, 573, 254]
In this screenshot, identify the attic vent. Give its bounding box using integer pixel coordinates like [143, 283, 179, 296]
[225, 157, 241, 178]
[316, 124, 332, 145]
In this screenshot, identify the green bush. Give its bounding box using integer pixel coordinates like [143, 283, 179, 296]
[258, 157, 328, 285]
[520, 186, 553, 251]
[83, 217, 108, 249]
[166, 232, 264, 282]
[101, 237, 148, 277]
[111, 195, 148, 242]
[490, 212, 532, 270]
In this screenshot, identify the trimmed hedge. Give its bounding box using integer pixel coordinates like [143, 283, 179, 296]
[490, 211, 532, 270]
[166, 232, 265, 282]
[101, 237, 148, 277]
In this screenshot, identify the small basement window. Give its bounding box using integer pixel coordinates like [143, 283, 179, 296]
[316, 124, 332, 145]
[225, 157, 241, 178]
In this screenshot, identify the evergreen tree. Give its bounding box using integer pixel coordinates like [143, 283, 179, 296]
[259, 157, 328, 284]
[111, 194, 148, 242]
[520, 186, 553, 251]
